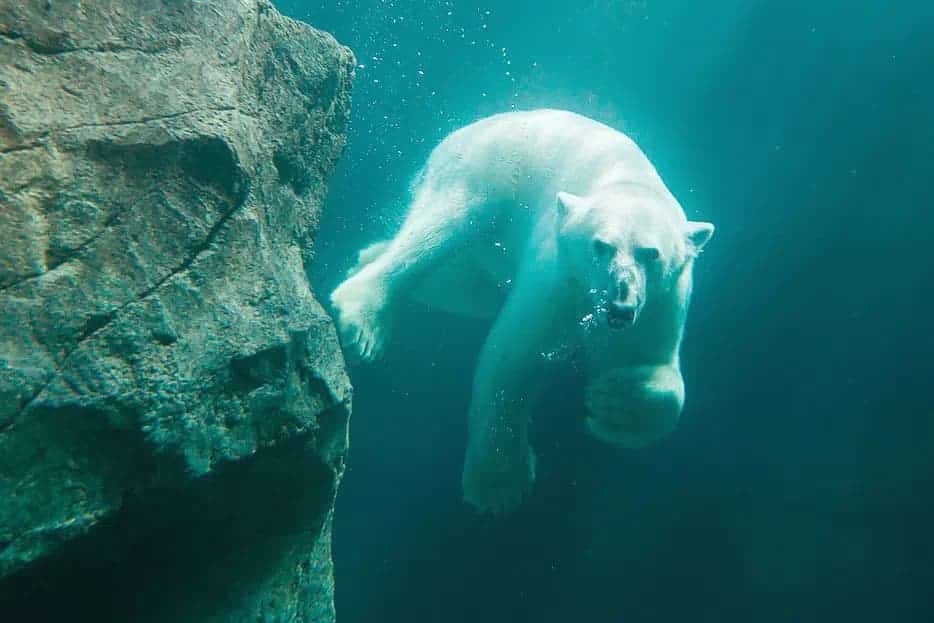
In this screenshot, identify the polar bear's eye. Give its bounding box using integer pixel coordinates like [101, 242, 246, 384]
[593, 239, 615, 259]
[636, 247, 661, 262]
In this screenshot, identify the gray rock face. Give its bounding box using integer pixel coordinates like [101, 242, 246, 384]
[0, 1, 354, 620]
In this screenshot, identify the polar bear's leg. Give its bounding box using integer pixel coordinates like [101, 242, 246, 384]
[461, 277, 560, 514]
[331, 183, 478, 360]
[346, 241, 390, 277]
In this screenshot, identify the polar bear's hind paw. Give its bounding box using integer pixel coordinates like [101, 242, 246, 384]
[462, 451, 536, 515]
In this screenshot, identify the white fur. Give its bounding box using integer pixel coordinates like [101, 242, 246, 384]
[330, 110, 714, 514]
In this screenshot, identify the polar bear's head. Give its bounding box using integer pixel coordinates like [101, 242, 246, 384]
[556, 186, 713, 330]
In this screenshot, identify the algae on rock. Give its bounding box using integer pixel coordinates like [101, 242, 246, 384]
[0, 1, 354, 620]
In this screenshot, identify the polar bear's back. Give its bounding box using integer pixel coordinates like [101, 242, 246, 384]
[423, 109, 664, 203]
[444, 109, 625, 152]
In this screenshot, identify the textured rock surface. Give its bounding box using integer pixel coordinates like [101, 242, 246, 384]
[0, 1, 354, 620]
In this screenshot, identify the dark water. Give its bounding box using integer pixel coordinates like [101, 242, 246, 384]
[278, 1, 934, 621]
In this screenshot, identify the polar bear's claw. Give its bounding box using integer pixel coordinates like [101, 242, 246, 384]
[343, 315, 384, 362]
[356, 324, 385, 362]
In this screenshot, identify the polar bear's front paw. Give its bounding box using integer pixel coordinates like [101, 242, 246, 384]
[346, 311, 386, 361]
[462, 447, 536, 515]
[330, 277, 389, 361]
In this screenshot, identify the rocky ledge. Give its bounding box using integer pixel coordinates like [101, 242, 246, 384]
[0, 1, 353, 620]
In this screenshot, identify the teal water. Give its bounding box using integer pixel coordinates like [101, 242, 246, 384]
[280, 2, 934, 621]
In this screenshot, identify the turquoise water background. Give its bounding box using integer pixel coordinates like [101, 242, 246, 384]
[279, 2, 934, 621]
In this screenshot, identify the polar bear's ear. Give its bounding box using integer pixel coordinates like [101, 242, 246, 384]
[685, 221, 715, 254]
[556, 192, 584, 221]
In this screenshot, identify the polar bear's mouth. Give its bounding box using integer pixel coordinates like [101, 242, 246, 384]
[606, 305, 636, 329]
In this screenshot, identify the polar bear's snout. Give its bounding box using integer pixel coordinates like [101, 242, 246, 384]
[604, 265, 644, 330]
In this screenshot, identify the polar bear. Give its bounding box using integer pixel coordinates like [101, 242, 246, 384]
[330, 109, 713, 514]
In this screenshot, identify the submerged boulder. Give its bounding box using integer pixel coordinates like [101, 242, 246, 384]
[0, 0, 354, 620]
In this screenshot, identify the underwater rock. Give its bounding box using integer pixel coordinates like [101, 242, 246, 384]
[0, 1, 353, 620]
